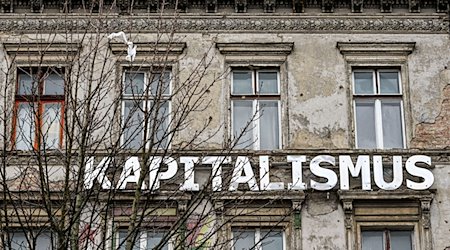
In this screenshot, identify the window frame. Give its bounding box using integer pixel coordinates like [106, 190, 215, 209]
[352, 68, 406, 149]
[230, 68, 282, 150]
[231, 227, 286, 250]
[115, 228, 173, 250]
[3, 228, 56, 250]
[120, 68, 172, 150]
[12, 66, 65, 150]
[339, 190, 433, 250]
[357, 223, 419, 250]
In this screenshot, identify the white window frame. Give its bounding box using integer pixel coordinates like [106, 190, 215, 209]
[231, 228, 286, 250]
[230, 69, 282, 150]
[115, 229, 174, 250]
[352, 69, 406, 149]
[121, 69, 172, 149]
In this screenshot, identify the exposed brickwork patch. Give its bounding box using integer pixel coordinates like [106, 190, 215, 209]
[411, 85, 450, 149]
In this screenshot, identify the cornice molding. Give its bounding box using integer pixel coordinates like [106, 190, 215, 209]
[0, 15, 447, 33]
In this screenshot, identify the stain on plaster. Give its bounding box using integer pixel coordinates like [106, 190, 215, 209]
[411, 82, 450, 149]
[289, 128, 347, 149]
[306, 193, 338, 216]
[291, 113, 310, 128]
[306, 235, 342, 250]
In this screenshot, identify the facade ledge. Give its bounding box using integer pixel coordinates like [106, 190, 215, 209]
[0, 15, 447, 33]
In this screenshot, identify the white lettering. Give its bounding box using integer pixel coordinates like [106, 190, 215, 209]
[287, 155, 307, 190]
[203, 156, 231, 192]
[260, 156, 284, 190]
[179, 157, 200, 191]
[117, 157, 146, 189]
[374, 156, 403, 190]
[84, 157, 112, 189]
[149, 157, 178, 191]
[339, 155, 371, 190]
[406, 155, 434, 190]
[229, 156, 259, 191]
[310, 155, 337, 191]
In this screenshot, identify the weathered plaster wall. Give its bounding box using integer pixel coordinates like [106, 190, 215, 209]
[302, 193, 346, 250]
[179, 33, 450, 149]
[0, 27, 449, 249]
[431, 164, 450, 250]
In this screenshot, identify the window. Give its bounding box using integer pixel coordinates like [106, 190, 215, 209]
[13, 67, 64, 150]
[122, 69, 171, 149]
[231, 69, 281, 150]
[116, 229, 171, 250]
[353, 69, 405, 149]
[362, 230, 413, 250]
[5, 229, 55, 250]
[232, 228, 284, 250]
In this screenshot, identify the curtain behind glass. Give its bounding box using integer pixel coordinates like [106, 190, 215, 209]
[259, 101, 279, 150]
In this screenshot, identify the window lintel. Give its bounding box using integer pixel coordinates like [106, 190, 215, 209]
[110, 42, 186, 63]
[338, 190, 434, 202]
[217, 42, 293, 64]
[4, 42, 80, 62]
[216, 43, 294, 56]
[337, 42, 415, 56]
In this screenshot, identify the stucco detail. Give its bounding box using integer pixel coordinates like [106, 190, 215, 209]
[0, 15, 447, 33]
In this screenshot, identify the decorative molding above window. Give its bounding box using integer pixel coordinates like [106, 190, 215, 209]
[338, 190, 434, 250]
[216, 42, 294, 64]
[337, 42, 415, 64]
[109, 42, 186, 63]
[3, 42, 80, 63]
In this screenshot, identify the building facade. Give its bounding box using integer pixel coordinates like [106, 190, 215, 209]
[0, 0, 449, 249]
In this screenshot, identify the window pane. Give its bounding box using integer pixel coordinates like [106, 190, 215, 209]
[9, 231, 27, 250]
[362, 231, 384, 250]
[151, 72, 171, 96]
[233, 230, 255, 250]
[118, 231, 127, 250]
[124, 72, 145, 95]
[258, 72, 278, 94]
[18, 72, 38, 95]
[381, 101, 404, 148]
[118, 231, 140, 250]
[35, 230, 53, 250]
[261, 230, 283, 250]
[232, 101, 254, 149]
[354, 72, 374, 94]
[43, 103, 62, 149]
[355, 101, 377, 149]
[147, 232, 168, 250]
[232, 72, 253, 95]
[123, 101, 143, 149]
[44, 73, 64, 95]
[379, 72, 400, 94]
[390, 231, 413, 250]
[259, 101, 279, 150]
[150, 101, 170, 148]
[16, 103, 35, 150]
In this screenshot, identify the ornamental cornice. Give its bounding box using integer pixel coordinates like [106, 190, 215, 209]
[0, 15, 447, 33]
